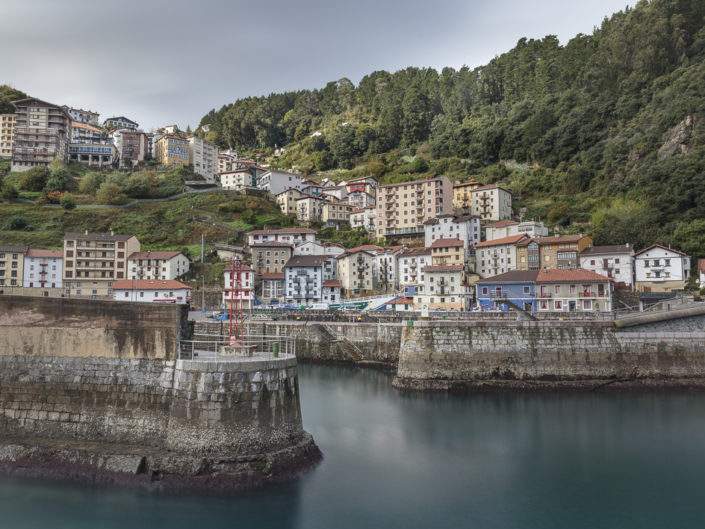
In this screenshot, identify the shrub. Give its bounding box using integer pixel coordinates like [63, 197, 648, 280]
[60, 193, 76, 210]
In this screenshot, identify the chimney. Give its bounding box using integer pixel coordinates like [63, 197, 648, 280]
[84, 229, 88, 235]
[110, 230, 114, 236]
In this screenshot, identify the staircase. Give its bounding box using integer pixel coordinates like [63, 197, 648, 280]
[313, 324, 363, 362]
[495, 297, 536, 321]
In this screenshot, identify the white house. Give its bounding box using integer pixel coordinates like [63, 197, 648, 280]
[580, 244, 634, 289]
[284, 255, 325, 306]
[112, 279, 191, 304]
[222, 263, 254, 309]
[350, 206, 376, 233]
[188, 136, 218, 182]
[375, 246, 405, 293]
[346, 190, 376, 209]
[634, 244, 691, 292]
[220, 168, 257, 190]
[247, 228, 316, 247]
[474, 234, 529, 278]
[398, 247, 431, 289]
[294, 240, 345, 258]
[320, 185, 347, 201]
[424, 214, 481, 250]
[128, 251, 190, 281]
[322, 279, 342, 305]
[23, 249, 62, 288]
[257, 170, 303, 195]
[471, 184, 513, 221]
[485, 220, 549, 241]
[296, 195, 325, 223]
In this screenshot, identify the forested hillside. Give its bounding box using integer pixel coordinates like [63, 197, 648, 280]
[200, 0, 705, 256]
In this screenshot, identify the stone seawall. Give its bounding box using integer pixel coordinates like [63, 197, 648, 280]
[393, 319, 705, 391]
[0, 297, 320, 490]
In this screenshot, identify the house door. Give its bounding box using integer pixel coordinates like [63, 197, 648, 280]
[523, 302, 533, 312]
[569, 301, 576, 311]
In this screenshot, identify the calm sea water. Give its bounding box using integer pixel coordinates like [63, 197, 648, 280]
[2, 364, 705, 529]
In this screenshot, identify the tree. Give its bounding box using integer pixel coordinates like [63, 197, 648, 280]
[96, 182, 127, 205]
[410, 157, 429, 173]
[60, 193, 76, 210]
[78, 172, 104, 195]
[1, 182, 18, 200]
[19, 166, 49, 192]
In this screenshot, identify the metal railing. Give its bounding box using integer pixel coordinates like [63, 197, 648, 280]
[179, 333, 296, 361]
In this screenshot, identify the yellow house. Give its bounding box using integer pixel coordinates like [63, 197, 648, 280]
[155, 134, 189, 167]
[414, 265, 473, 311]
[0, 245, 28, 288]
[516, 235, 593, 271]
[452, 180, 481, 209]
[429, 238, 465, 267]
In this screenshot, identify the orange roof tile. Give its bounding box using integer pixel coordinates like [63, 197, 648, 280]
[475, 234, 529, 248]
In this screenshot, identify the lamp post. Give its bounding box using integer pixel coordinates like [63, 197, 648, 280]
[201, 274, 205, 314]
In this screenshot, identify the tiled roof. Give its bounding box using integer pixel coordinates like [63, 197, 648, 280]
[400, 247, 431, 257]
[379, 177, 447, 189]
[247, 228, 316, 235]
[453, 180, 482, 188]
[128, 251, 182, 260]
[475, 234, 528, 248]
[64, 232, 134, 241]
[473, 184, 512, 193]
[485, 220, 518, 228]
[284, 256, 325, 267]
[581, 245, 633, 256]
[430, 238, 464, 249]
[224, 263, 255, 272]
[112, 280, 190, 290]
[535, 269, 611, 283]
[423, 265, 464, 272]
[26, 249, 62, 258]
[633, 244, 689, 257]
[386, 297, 414, 304]
[516, 234, 589, 247]
[477, 270, 539, 284]
[250, 242, 294, 248]
[322, 279, 342, 288]
[0, 245, 29, 253]
[260, 272, 285, 280]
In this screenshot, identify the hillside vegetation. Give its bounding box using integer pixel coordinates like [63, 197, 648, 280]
[199, 0, 705, 257]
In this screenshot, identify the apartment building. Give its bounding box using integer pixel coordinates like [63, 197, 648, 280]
[11, 97, 72, 172]
[70, 122, 102, 143]
[634, 244, 691, 293]
[104, 116, 138, 130]
[127, 251, 190, 281]
[516, 235, 593, 271]
[294, 241, 345, 258]
[68, 143, 116, 168]
[0, 113, 14, 159]
[471, 184, 513, 221]
[375, 176, 453, 239]
[580, 245, 634, 289]
[336, 248, 377, 298]
[429, 238, 466, 268]
[63, 232, 141, 298]
[220, 168, 256, 190]
[320, 185, 347, 201]
[375, 246, 404, 293]
[251, 242, 294, 275]
[350, 206, 376, 232]
[346, 190, 375, 209]
[414, 265, 472, 311]
[425, 214, 481, 250]
[475, 234, 529, 278]
[218, 152, 238, 173]
[322, 279, 343, 305]
[155, 133, 189, 167]
[485, 220, 549, 241]
[452, 180, 482, 209]
[322, 200, 352, 227]
[301, 179, 323, 196]
[110, 129, 149, 168]
[284, 255, 325, 306]
[112, 280, 191, 304]
[247, 228, 316, 247]
[0, 246, 29, 288]
[63, 106, 99, 125]
[297, 195, 325, 223]
[260, 272, 285, 305]
[398, 247, 431, 288]
[23, 249, 62, 288]
[189, 136, 218, 182]
[345, 177, 378, 196]
[276, 189, 305, 216]
[257, 170, 303, 195]
[222, 263, 254, 309]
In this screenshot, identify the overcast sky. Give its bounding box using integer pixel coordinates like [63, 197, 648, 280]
[2, 0, 636, 131]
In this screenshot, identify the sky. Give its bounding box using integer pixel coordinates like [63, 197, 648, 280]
[1, 0, 637, 131]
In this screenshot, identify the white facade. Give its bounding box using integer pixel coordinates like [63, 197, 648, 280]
[104, 116, 138, 130]
[350, 206, 376, 232]
[398, 249, 431, 288]
[320, 186, 347, 201]
[579, 245, 634, 288]
[220, 169, 256, 190]
[247, 228, 316, 247]
[189, 137, 218, 182]
[322, 281, 342, 304]
[346, 190, 375, 209]
[634, 245, 691, 291]
[425, 215, 481, 250]
[294, 241, 345, 258]
[257, 170, 303, 195]
[284, 256, 324, 305]
[472, 185, 513, 221]
[112, 280, 191, 304]
[296, 196, 325, 223]
[375, 248, 403, 292]
[474, 235, 528, 278]
[485, 220, 549, 241]
[127, 251, 190, 281]
[64, 107, 99, 125]
[23, 250, 63, 288]
[222, 266, 254, 309]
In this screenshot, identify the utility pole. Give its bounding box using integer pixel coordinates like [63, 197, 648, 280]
[201, 233, 204, 263]
[201, 275, 205, 314]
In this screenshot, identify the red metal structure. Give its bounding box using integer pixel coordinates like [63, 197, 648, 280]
[228, 258, 244, 346]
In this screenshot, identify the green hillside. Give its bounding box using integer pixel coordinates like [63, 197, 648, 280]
[199, 0, 705, 257]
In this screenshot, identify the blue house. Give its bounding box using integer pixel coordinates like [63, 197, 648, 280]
[476, 270, 539, 312]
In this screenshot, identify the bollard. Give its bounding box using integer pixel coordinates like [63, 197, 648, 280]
[273, 342, 279, 358]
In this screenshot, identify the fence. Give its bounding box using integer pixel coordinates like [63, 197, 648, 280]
[179, 333, 296, 361]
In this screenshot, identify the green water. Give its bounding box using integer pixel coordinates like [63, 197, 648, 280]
[2, 364, 705, 528]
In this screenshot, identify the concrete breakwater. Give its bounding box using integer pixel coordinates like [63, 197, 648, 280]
[393, 307, 705, 391]
[0, 297, 320, 491]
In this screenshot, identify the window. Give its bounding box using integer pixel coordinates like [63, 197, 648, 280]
[481, 287, 488, 295]
[570, 285, 576, 294]
[523, 286, 530, 294]
[583, 299, 592, 310]
[554, 285, 560, 294]
[554, 300, 562, 310]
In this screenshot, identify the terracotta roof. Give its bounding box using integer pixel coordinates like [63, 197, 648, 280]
[0, 245, 29, 253]
[224, 263, 254, 272]
[386, 297, 414, 304]
[64, 232, 135, 241]
[71, 121, 101, 132]
[485, 220, 518, 228]
[322, 279, 342, 288]
[347, 244, 383, 253]
[430, 238, 464, 249]
[581, 245, 633, 256]
[400, 247, 431, 257]
[379, 245, 405, 254]
[633, 244, 689, 258]
[516, 234, 589, 247]
[284, 255, 325, 267]
[423, 265, 464, 272]
[248, 228, 317, 235]
[128, 251, 182, 260]
[260, 272, 285, 280]
[323, 242, 345, 248]
[477, 270, 539, 284]
[535, 269, 611, 283]
[250, 242, 294, 248]
[26, 249, 62, 258]
[699, 259, 705, 273]
[475, 234, 528, 248]
[112, 280, 190, 290]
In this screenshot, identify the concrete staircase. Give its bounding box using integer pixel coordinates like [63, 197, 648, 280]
[313, 324, 363, 361]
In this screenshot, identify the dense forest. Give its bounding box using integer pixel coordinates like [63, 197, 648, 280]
[199, 0, 705, 257]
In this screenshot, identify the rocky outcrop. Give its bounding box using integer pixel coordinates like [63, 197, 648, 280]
[658, 115, 695, 160]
